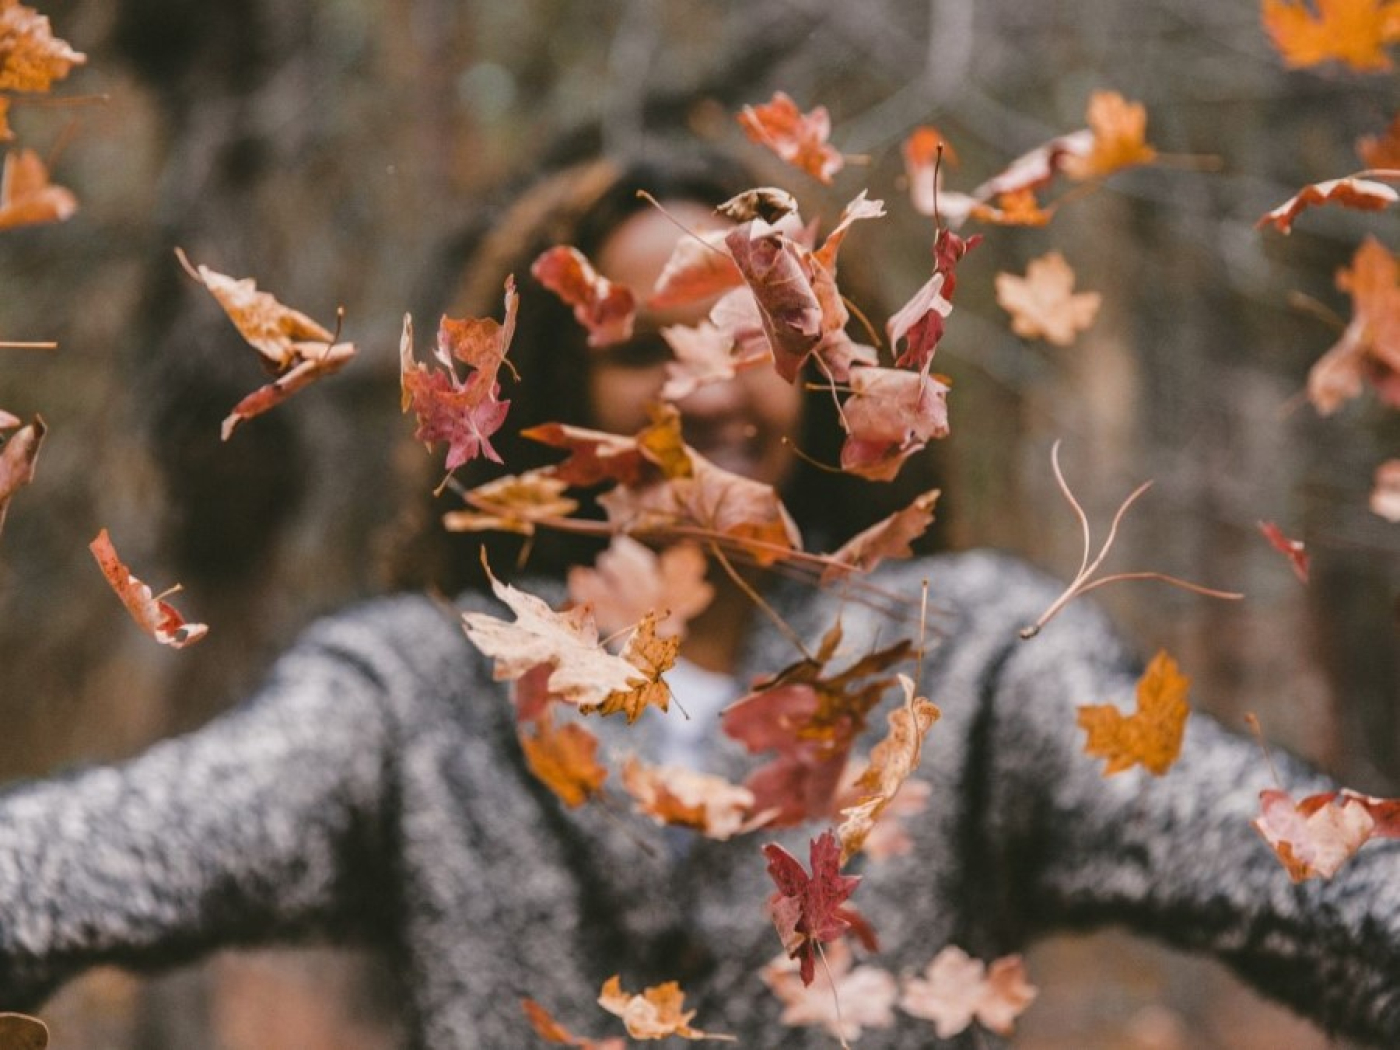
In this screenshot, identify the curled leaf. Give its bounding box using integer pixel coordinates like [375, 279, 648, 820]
[620, 756, 757, 840]
[1257, 176, 1399, 233]
[0, 413, 44, 540]
[89, 528, 208, 649]
[737, 92, 843, 184]
[1258, 520, 1310, 582]
[532, 245, 636, 347]
[597, 976, 732, 1041]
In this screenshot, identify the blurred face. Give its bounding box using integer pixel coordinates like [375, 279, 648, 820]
[589, 203, 804, 490]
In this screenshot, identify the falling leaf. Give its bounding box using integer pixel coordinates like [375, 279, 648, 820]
[0, 148, 76, 230]
[579, 610, 678, 723]
[531, 245, 636, 348]
[836, 674, 941, 863]
[1258, 520, 1310, 582]
[1077, 650, 1190, 776]
[522, 421, 649, 488]
[902, 125, 959, 217]
[620, 756, 757, 840]
[1062, 90, 1157, 181]
[822, 489, 940, 583]
[658, 320, 761, 403]
[0, 413, 43, 540]
[886, 272, 953, 371]
[1257, 176, 1399, 233]
[442, 468, 577, 536]
[597, 975, 733, 1041]
[715, 186, 800, 225]
[995, 251, 1101, 346]
[1307, 236, 1400, 414]
[1251, 786, 1400, 880]
[834, 766, 932, 861]
[838, 367, 951, 482]
[762, 830, 875, 986]
[648, 229, 742, 309]
[738, 91, 843, 184]
[0, 1013, 48, 1050]
[899, 947, 1038, 1039]
[567, 536, 714, 638]
[178, 249, 356, 439]
[761, 940, 897, 1042]
[518, 711, 608, 808]
[724, 222, 823, 382]
[1370, 458, 1400, 521]
[1357, 114, 1400, 167]
[1262, 0, 1400, 71]
[521, 998, 625, 1050]
[0, 2, 86, 92]
[400, 282, 515, 469]
[970, 188, 1057, 227]
[89, 528, 208, 649]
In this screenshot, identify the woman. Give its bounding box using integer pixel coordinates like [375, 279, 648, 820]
[1, 151, 1397, 1049]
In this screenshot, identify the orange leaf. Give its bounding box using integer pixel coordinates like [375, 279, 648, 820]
[518, 712, 608, 808]
[902, 125, 958, 217]
[737, 91, 843, 184]
[442, 468, 577, 536]
[899, 947, 1038, 1039]
[0, 148, 76, 230]
[969, 188, 1056, 227]
[1357, 114, 1400, 167]
[1307, 236, 1400, 414]
[89, 528, 208, 649]
[1076, 650, 1190, 776]
[521, 999, 625, 1050]
[597, 975, 732, 1041]
[1061, 90, 1157, 181]
[648, 229, 742, 309]
[619, 756, 756, 840]
[0, 2, 86, 93]
[1262, 0, 1400, 71]
[531, 245, 636, 348]
[1257, 176, 1399, 233]
[0, 99, 11, 142]
[580, 611, 678, 723]
[1253, 788, 1376, 880]
[0, 1012, 48, 1050]
[994, 251, 1101, 346]
[822, 489, 940, 583]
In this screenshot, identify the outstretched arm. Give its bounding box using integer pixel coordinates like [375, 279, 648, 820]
[0, 597, 443, 1010]
[969, 560, 1400, 1045]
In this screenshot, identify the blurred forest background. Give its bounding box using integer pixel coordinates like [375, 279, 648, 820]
[1, 0, 1398, 1046]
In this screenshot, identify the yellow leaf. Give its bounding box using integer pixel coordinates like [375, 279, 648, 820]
[1076, 650, 1190, 776]
[1262, 0, 1400, 72]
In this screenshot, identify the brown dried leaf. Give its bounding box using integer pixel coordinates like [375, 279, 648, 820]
[1076, 650, 1190, 776]
[89, 528, 208, 649]
[619, 756, 756, 840]
[1257, 176, 1399, 233]
[822, 489, 939, 583]
[0, 2, 85, 92]
[442, 468, 578, 536]
[519, 711, 608, 808]
[597, 976, 732, 1041]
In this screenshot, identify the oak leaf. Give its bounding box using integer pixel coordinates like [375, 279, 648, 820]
[1062, 90, 1157, 181]
[518, 711, 608, 808]
[761, 940, 897, 1042]
[0, 2, 85, 93]
[567, 536, 714, 639]
[0, 412, 43, 540]
[619, 756, 757, 840]
[737, 91, 843, 184]
[836, 674, 941, 863]
[1077, 650, 1190, 776]
[531, 245, 636, 348]
[0, 148, 75, 230]
[597, 975, 732, 1041]
[89, 528, 208, 649]
[1370, 458, 1400, 521]
[1262, 0, 1400, 71]
[441, 468, 577, 536]
[900, 948, 1037, 1038]
[762, 830, 875, 986]
[995, 251, 1101, 346]
[1258, 520, 1309, 582]
[1257, 176, 1399, 233]
[822, 489, 940, 583]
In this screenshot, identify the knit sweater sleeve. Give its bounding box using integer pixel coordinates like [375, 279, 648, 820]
[0, 594, 454, 1010]
[957, 554, 1400, 1045]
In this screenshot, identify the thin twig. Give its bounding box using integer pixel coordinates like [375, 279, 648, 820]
[0, 341, 58, 350]
[709, 541, 813, 661]
[814, 941, 852, 1050]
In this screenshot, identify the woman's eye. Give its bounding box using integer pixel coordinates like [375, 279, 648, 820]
[596, 333, 672, 369]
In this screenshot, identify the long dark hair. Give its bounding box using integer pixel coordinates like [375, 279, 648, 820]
[387, 148, 947, 594]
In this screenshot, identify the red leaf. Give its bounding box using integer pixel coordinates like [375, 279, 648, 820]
[89, 529, 208, 649]
[838, 367, 951, 481]
[738, 92, 843, 184]
[762, 830, 872, 985]
[1258, 520, 1310, 583]
[724, 222, 823, 382]
[531, 245, 637, 348]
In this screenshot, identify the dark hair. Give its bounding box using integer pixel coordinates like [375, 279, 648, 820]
[387, 148, 946, 593]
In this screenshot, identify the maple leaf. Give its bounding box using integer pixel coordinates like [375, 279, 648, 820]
[620, 756, 758, 840]
[899, 947, 1038, 1038]
[1250, 786, 1400, 880]
[737, 91, 843, 184]
[1258, 520, 1310, 583]
[836, 674, 941, 863]
[648, 229, 742, 309]
[0, 1013, 48, 1050]
[518, 711, 608, 808]
[523, 421, 649, 488]
[1257, 176, 1399, 233]
[0, 2, 85, 93]
[762, 830, 875, 986]
[461, 560, 644, 709]
[531, 245, 636, 348]
[761, 940, 897, 1042]
[441, 468, 578, 536]
[1061, 90, 1158, 181]
[89, 528, 208, 649]
[177, 250, 357, 439]
[400, 281, 515, 469]
[521, 999, 625, 1050]
[1262, 0, 1400, 71]
[822, 489, 940, 584]
[567, 536, 714, 638]
[1307, 236, 1400, 414]
[579, 610, 678, 723]
[1357, 114, 1400, 168]
[0, 148, 76, 230]
[1077, 650, 1190, 776]
[995, 251, 1101, 346]
[834, 765, 932, 861]
[0, 412, 43, 540]
[1370, 458, 1400, 521]
[902, 125, 959, 218]
[838, 367, 951, 482]
[597, 975, 733, 1042]
[658, 320, 763, 403]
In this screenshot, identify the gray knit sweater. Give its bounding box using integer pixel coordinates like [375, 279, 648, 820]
[1, 551, 1397, 1047]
